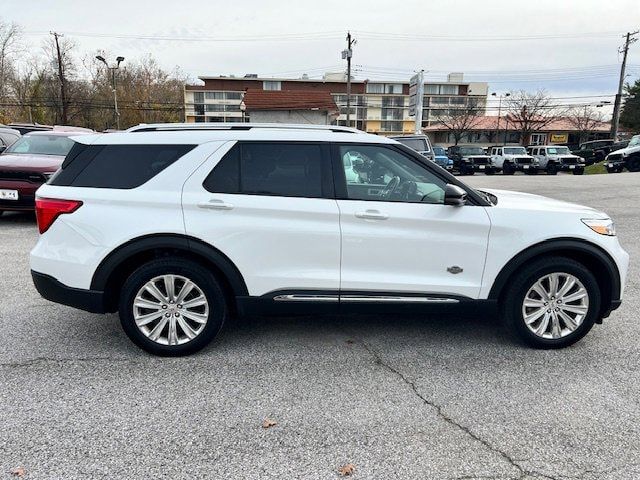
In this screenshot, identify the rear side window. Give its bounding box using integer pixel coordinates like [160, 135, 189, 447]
[203, 142, 331, 198]
[51, 144, 195, 189]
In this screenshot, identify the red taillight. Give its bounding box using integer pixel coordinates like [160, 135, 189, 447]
[35, 198, 83, 234]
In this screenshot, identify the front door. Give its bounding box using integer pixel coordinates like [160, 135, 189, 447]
[334, 144, 491, 299]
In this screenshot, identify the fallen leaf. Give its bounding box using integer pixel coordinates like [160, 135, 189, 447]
[338, 463, 355, 476]
[345, 339, 355, 344]
[10, 467, 26, 477]
[262, 418, 277, 429]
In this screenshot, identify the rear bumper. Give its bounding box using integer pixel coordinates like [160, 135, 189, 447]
[31, 270, 106, 313]
[0, 181, 39, 210]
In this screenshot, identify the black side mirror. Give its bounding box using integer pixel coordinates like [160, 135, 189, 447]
[444, 184, 467, 206]
[0, 146, 5, 154]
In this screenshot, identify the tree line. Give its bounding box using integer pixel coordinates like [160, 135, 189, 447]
[0, 18, 186, 131]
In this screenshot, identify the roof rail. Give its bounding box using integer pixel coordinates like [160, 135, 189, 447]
[126, 123, 364, 134]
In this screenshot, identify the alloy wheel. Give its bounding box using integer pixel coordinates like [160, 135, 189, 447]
[133, 274, 209, 346]
[521, 272, 589, 339]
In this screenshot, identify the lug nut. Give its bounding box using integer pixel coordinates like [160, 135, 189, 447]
[162, 305, 168, 310]
[165, 313, 170, 317]
[177, 304, 182, 309]
[174, 312, 180, 317]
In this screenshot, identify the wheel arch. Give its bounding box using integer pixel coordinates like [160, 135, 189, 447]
[488, 238, 621, 317]
[91, 234, 248, 313]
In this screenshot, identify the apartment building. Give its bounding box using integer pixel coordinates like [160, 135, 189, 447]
[184, 72, 488, 135]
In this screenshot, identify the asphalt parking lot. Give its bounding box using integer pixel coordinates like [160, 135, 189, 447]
[1, 172, 639, 480]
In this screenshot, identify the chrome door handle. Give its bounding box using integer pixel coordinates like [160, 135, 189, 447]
[198, 199, 234, 210]
[355, 210, 388, 220]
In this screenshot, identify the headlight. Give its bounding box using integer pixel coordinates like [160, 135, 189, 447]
[582, 218, 616, 236]
[578, 157, 585, 164]
[532, 158, 539, 165]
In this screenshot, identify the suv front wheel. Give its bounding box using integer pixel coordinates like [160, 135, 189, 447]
[119, 258, 227, 356]
[500, 256, 601, 349]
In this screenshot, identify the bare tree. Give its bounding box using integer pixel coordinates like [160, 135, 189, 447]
[566, 105, 606, 144]
[505, 90, 564, 145]
[433, 99, 483, 145]
[0, 19, 21, 119]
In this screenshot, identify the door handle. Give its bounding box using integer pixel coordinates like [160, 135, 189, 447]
[355, 210, 388, 220]
[198, 199, 234, 210]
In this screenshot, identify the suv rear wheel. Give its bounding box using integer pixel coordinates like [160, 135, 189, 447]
[500, 256, 600, 349]
[119, 258, 227, 356]
[546, 163, 558, 175]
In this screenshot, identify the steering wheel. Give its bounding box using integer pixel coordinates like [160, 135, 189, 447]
[381, 176, 401, 199]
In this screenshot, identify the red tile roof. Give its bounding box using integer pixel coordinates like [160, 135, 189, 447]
[242, 89, 338, 113]
[424, 115, 611, 133]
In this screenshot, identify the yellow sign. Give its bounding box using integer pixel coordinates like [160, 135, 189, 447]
[550, 134, 568, 143]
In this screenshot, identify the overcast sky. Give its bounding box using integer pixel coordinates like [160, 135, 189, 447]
[5, 0, 640, 115]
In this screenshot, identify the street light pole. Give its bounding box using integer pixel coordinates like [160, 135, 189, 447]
[342, 32, 356, 127]
[491, 92, 510, 145]
[96, 55, 125, 130]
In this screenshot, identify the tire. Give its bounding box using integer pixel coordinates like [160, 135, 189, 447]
[617, 165, 625, 173]
[626, 157, 640, 172]
[119, 258, 228, 356]
[606, 166, 615, 174]
[572, 168, 584, 175]
[546, 164, 558, 175]
[485, 168, 495, 175]
[500, 256, 601, 349]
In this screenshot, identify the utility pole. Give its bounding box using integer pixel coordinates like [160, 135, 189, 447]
[50, 32, 68, 124]
[491, 92, 510, 144]
[611, 31, 638, 140]
[342, 32, 356, 127]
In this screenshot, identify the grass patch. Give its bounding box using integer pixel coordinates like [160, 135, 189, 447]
[585, 161, 607, 175]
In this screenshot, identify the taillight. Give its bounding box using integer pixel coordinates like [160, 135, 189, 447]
[35, 198, 83, 234]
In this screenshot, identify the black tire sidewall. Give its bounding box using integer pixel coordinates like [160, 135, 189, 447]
[502, 258, 601, 349]
[119, 259, 227, 356]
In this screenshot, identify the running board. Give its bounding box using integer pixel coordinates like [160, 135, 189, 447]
[273, 294, 459, 304]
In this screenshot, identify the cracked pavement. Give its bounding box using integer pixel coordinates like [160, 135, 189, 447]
[2, 173, 640, 479]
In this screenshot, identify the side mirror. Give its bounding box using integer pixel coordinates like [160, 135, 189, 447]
[444, 184, 467, 206]
[0, 146, 5, 154]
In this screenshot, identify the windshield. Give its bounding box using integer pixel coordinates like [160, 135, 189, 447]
[396, 138, 429, 152]
[432, 146, 446, 156]
[503, 147, 526, 155]
[459, 147, 485, 155]
[5, 134, 75, 156]
[629, 135, 640, 147]
[547, 146, 570, 155]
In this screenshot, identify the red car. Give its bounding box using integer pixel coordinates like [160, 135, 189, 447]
[0, 131, 89, 214]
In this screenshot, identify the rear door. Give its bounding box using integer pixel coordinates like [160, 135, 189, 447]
[182, 141, 341, 300]
[333, 143, 491, 300]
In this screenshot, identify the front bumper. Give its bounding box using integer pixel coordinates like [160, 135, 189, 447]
[32, 270, 106, 314]
[471, 164, 496, 173]
[557, 163, 585, 172]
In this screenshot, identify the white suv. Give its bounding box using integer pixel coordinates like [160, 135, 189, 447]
[527, 145, 585, 175]
[30, 123, 629, 356]
[489, 145, 539, 175]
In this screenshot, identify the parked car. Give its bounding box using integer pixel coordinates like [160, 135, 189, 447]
[572, 139, 618, 165]
[30, 123, 628, 355]
[0, 127, 21, 152]
[527, 145, 585, 175]
[605, 134, 640, 173]
[388, 135, 434, 162]
[488, 145, 539, 175]
[0, 131, 90, 213]
[432, 145, 454, 170]
[7, 123, 53, 135]
[447, 145, 495, 175]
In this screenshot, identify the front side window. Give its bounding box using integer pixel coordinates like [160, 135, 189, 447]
[338, 145, 446, 204]
[6, 135, 75, 156]
[204, 143, 327, 198]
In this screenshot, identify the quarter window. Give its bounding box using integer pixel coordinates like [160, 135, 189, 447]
[204, 143, 328, 198]
[338, 145, 446, 204]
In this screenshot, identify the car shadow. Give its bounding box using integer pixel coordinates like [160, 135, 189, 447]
[0, 210, 36, 224]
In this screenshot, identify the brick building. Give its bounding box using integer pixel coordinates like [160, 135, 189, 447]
[184, 72, 488, 135]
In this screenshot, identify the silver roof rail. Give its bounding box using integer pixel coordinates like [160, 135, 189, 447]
[126, 123, 364, 134]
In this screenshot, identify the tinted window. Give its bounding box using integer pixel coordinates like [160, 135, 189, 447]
[50, 144, 195, 189]
[6, 134, 75, 156]
[204, 142, 327, 198]
[395, 138, 428, 152]
[338, 145, 446, 204]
